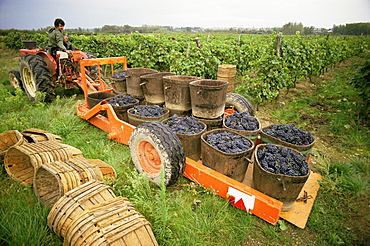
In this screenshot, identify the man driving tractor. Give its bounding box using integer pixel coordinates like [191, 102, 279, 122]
[47, 18, 67, 58]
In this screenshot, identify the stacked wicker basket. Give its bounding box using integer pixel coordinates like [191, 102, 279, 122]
[0, 128, 158, 246]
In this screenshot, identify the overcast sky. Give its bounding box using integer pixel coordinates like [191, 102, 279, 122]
[0, 0, 369, 30]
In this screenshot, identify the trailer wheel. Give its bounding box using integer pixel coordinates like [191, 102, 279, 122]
[8, 70, 23, 90]
[19, 54, 55, 102]
[129, 121, 185, 186]
[225, 93, 255, 116]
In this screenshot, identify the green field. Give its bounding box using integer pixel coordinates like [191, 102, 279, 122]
[0, 33, 369, 246]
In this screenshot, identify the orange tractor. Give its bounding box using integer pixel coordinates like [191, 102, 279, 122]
[8, 40, 111, 102]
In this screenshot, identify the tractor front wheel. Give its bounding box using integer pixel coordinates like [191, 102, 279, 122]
[129, 121, 186, 186]
[19, 54, 55, 102]
[8, 70, 23, 90]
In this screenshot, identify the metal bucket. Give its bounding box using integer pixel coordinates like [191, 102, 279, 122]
[162, 118, 207, 161]
[108, 98, 140, 122]
[201, 129, 254, 182]
[252, 144, 310, 211]
[140, 72, 176, 105]
[127, 107, 169, 127]
[222, 114, 261, 145]
[189, 79, 228, 119]
[87, 92, 115, 109]
[193, 115, 223, 131]
[163, 75, 200, 116]
[109, 74, 127, 94]
[126, 68, 158, 100]
[260, 124, 316, 156]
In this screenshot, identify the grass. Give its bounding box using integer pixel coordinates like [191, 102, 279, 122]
[0, 42, 369, 245]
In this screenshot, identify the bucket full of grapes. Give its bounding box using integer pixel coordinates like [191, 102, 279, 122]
[201, 129, 254, 182]
[140, 72, 176, 105]
[107, 94, 140, 122]
[163, 115, 207, 161]
[109, 71, 127, 94]
[189, 79, 228, 119]
[126, 68, 158, 100]
[127, 105, 169, 126]
[260, 124, 315, 156]
[253, 143, 310, 211]
[223, 112, 261, 144]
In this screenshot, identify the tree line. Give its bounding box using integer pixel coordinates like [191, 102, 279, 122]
[1, 22, 368, 36]
[332, 23, 370, 35]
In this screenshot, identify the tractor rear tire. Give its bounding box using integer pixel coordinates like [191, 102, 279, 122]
[129, 121, 186, 186]
[19, 54, 55, 102]
[225, 93, 255, 116]
[8, 70, 23, 90]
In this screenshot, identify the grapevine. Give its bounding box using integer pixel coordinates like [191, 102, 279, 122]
[4, 31, 369, 102]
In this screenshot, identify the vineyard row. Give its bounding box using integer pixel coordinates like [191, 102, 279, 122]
[4, 31, 369, 101]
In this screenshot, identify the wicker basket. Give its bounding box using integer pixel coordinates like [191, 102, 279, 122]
[63, 196, 158, 245]
[33, 157, 106, 207]
[47, 180, 117, 238]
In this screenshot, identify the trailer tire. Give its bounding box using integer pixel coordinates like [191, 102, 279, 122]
[225, 93, 255, 116]
[8, 70, 23, 90]
[129, 121, 185, 186]
[19, 54, 55, 102]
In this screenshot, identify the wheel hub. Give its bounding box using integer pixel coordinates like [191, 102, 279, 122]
[138, 141, 161, 175]
[22, 67, 37, 98]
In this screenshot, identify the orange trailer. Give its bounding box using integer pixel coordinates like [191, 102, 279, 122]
[76, 56, 321, 228]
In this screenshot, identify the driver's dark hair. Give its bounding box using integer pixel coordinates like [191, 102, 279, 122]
[54, 18, 65, 27]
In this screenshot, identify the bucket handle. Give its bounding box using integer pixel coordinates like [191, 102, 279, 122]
[277, 178, 287, 191]
[245, 157, 252, 164]
[140, 82, 146, 86]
